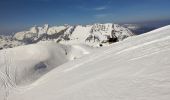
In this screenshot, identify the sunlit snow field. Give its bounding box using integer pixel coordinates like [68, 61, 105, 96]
[1, 25, 170, 100]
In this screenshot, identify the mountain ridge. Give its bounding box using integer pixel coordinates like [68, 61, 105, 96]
[0, 23, 134, 49]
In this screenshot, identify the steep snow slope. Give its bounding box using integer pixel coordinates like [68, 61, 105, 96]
[1, 25, 170, 100]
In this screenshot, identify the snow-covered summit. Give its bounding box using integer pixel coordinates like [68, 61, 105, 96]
[13, 23, 134, 47]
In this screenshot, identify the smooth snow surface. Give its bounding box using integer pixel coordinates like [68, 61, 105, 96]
[1, 25, 170, 100]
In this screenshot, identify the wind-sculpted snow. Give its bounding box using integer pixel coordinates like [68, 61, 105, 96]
[0, 42, 92, 100]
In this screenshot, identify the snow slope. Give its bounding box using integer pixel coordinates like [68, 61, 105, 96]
[0, 42, 93, 100]
[1, 25, 170, 100]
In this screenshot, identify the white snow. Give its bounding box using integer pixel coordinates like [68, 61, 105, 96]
[0, 35, 23, 49]
[1, 25, 170, 100]
[47, 26, 67, 35]
[37, 24, 49, 37]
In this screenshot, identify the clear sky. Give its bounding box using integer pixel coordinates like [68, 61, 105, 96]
[0, 0, 170, 34]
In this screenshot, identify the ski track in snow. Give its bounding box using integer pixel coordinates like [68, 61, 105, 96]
[0, 51, 15, 100]
[0, 50, 30, 100]
[129, 48, 170, 61]
[115, 35, 170, 55]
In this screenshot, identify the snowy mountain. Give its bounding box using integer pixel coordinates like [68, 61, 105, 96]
[13, 23, 134, 47]
[0, 25, 170, 100]
[0, 35, 24, 50]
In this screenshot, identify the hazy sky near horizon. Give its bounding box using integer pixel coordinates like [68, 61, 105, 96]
[0, 0, 170, 34]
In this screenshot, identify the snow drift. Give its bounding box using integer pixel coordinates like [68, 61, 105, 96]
[0, 42, 92, 100]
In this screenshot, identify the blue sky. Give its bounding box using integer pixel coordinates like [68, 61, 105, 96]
[0, 0, 170, 34]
